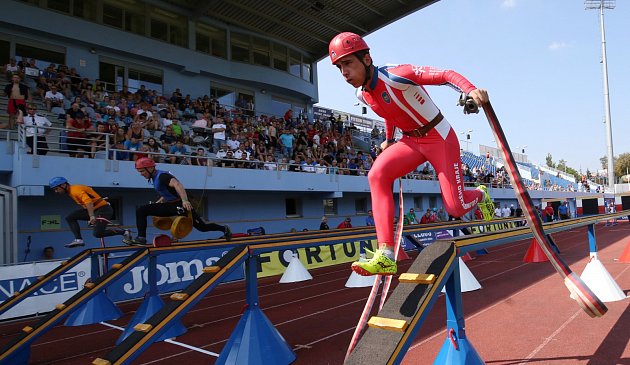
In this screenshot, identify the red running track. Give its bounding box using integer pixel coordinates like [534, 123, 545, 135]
[0, 223, 628, 364]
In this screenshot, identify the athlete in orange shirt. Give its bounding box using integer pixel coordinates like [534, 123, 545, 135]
[49, 177, 129, 247]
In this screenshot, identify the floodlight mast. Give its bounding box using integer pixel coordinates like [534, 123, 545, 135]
[585, 0, 615, 191]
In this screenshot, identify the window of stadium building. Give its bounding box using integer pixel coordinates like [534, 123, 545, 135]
[355, 198, 367, 214]
[150, 11, 188, 47]
[15, 44, 65, 69]
[272, 43, 287, 72]
[323, 199, 338, 216]
[289, 49, 301, 78]
[413, 197, 423, 212]
[196, 23, 227, 59]
[44, 0, 97, 20]
[231, 32, 251, 63]
[252, 36, 271, 67]
[286, 198, 302, 218]
[127, 69, 163, 95]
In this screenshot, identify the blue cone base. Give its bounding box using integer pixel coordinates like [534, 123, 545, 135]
[216, 307, 295, 365]
[2, 346, 30, 365]
[434, 336, 484, 365]
[475, 248, 489, 255]
[64, 290, 122, 326]
[117, 294, 186, 344]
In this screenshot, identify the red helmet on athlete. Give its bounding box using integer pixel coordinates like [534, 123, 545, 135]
[328, 32, 369, 64]
[135, 157, 155, 169]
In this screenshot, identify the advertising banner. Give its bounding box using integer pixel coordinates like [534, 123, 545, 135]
[257, 239, 377, 278]
[0, 259, 91, 320]
[106, 247, 244, 302]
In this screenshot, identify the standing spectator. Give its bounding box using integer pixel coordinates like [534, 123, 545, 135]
[211, 117, 227, 153]
[49, 176, 129, 248]
[365, 209, 375, 226]
[558, 201, 570, 220]
[2, 73, 31, 129]
[337, 217, 353, 229]
[279, 129, 295, 157]
[420, 209, 436, 224]
[404, 208, 420, 225]
[436, 207, 448, 222]
[123, 158, 231, 245]
[319, 216, 330, 230]
[543, 203, 555, 223]
[18, 103, 51, 155]
[501, 203, 511, 218]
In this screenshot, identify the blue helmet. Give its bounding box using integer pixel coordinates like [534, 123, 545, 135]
[49, 176, 68, 189]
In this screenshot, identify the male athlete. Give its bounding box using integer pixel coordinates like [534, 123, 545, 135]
[124, 157, 231, 245]
[49, 176, 129, 247]
[329, 32, 494, 276]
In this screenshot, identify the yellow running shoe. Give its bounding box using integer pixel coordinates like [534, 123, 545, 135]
[351, 248, 397, 276]
[476, 185, 495, 221]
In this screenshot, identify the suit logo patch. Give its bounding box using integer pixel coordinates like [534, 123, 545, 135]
[381, 91, 391, 104]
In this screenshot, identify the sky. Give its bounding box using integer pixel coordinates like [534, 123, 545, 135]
[315, 0, 630, 174]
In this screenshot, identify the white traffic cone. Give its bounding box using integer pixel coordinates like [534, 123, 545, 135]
[442, 258, 482, 293]
[578, 253, 626, 302]
[345, 254, 378, 288]
[279, 253, 313, 283]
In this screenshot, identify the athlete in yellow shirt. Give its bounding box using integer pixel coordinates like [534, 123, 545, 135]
[49, 177, 130, 247]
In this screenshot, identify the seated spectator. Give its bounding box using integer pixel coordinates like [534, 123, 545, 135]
[227, 134, 241, 151]
[126, 119, 146, 144]
[160, 125, 177, 146]
[170, 118, 183, 139]
[90, 123, 109, 158]
[4, 57, 20, 80]
[221, 150, 236, 168]
[35, 75, 50, 100]
[145, 137, 165, 162]
[44, 85, 65, 112]
[263, 155, 277, 171]
[123, 135, 143, 161]
[161, 112, 174, 130]
[168, 140, 189, 164]
[192, 147, 209, 166]
[65, 111, 94, 157]
[109, 139, 129, 160]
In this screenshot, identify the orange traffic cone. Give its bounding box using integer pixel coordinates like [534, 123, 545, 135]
[618, 240, 630, 263]
[523, 239, 549, 263]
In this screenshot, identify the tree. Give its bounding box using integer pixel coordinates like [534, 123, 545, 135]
[557, 159, 567, 172]
[545, 153, 555, 168]
[614, 153, 630, 179]
[600, 155, 607, 170]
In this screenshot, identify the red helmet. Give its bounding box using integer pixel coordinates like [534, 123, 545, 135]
[135, 157, 155, 169]
[329, 32, 369, 64]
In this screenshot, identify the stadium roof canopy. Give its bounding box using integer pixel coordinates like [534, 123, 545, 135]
[161, 0, 439, 59]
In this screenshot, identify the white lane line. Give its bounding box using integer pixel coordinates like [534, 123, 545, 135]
[99, 321, 219, 357]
